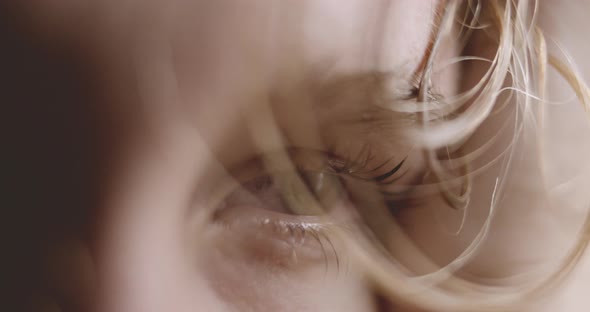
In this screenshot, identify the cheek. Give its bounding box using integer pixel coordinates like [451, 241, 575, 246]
[200, 228, 375, 312]
[94, 123, 377, 311]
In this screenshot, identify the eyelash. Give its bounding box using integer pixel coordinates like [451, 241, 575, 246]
[211, 148, 418, 269]
[325, 145, 420, 208]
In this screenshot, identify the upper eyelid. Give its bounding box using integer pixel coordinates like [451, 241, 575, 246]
[228, 146, 400, 177]
[252, 147, 410, 186]
[328, 155, 408, 185]
[373, 157, 407, 182]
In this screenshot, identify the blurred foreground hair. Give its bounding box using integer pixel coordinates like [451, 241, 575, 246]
[244, 1, 590, 311]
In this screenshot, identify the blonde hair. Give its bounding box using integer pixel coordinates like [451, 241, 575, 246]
[197, 0, 590, 310]
[341, 1, 590, 311]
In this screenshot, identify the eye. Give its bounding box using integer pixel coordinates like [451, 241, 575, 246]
[207, 148, 420, 270]
[209, 156, 358, 269]
[224, 170, 347, 214]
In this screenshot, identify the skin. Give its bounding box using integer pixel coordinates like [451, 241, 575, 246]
[90, 2, 443, 311]
[2, 1, 590, 311]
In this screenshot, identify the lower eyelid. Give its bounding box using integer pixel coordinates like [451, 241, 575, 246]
[213, 204, 342, 267]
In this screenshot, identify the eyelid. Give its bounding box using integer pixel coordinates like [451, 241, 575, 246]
[211, 146, 428, 269]
[326, 149, 409, 185]
[373, 157, 407, 182]
[218, 148, 376, 219]
[212, 166, 352, 268]
[220, 146, 417, 215]
[250, 149, 424, 207]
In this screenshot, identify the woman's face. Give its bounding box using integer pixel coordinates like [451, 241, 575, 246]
[84, 1, 455, 311]
[8, 1, 589, 311]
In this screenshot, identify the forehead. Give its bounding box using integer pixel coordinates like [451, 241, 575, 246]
[170, 0, 438, 90]
[126, 0, 442, 168]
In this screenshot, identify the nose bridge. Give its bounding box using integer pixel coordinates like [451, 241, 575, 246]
[95, 186, 224, 312]
[93, 139, 223, 312]
[96, 204, 170, 311]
